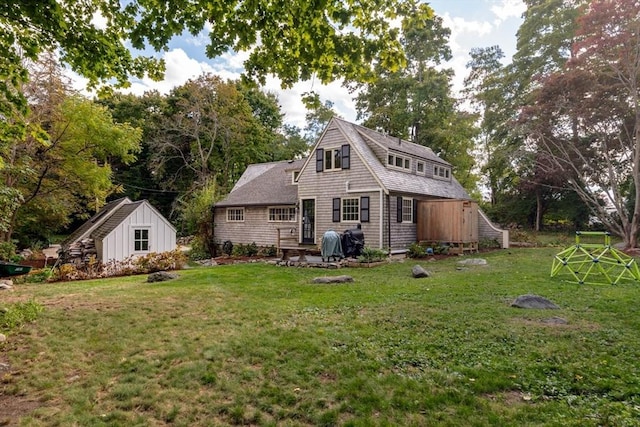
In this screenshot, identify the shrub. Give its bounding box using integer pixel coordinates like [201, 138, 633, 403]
[245, 242, 259, 257]
[479, 238, 501, 250]
[222, 240, 233, 256]
[260, 245, 278, 257]
[407, 242, 427, 259]
[49, 250, 187, 282]
[0, 241, 17, 262]
[357, 247, 388, 263]
[0, 300, 44, 333]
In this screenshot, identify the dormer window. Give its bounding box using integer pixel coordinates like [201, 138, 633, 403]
[417, 161, 425, 175]
[433, 164, 451, 180]
[387, 153, 411, 171]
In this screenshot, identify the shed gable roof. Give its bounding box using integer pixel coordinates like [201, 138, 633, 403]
[62, 198, 175, 248]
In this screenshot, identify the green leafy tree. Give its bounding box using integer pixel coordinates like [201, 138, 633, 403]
[355, 8, 477, 190]
[0, 57, 141, 243]
[1, 0, 430, 147]
[302, 92, 340, 144]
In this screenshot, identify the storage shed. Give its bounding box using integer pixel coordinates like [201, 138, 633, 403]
[59, 198, 176, 264]
[417, 199, 479, 253]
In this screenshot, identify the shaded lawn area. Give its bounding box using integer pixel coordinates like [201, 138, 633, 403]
[2, 248, 640, 426]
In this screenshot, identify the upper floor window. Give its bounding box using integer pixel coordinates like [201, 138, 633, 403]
[388, 153, 411, 171]
[292, 171, 300, 184]
[416, 161, 425, 175]
[433, 165, 451, 180]
[226, 208, 244, 222]
[325, 148, 342, 170]
[316, 145, 350, 172]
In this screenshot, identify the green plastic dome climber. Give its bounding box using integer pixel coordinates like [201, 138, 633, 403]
[551, 231, 640, 285]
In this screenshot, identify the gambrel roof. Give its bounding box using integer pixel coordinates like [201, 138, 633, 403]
[215, 158, 305, 207]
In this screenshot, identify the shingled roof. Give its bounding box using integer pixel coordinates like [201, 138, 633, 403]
[215, 159, 304, 207]
[61, 197, 131, 247]
[331, 118, 470, 199]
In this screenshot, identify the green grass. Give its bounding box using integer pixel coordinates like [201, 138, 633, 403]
[2, 248, 640, 426]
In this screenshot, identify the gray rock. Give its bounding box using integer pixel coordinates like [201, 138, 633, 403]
[0, 333, 6, 342]
[541, 316, 568, 325]
[0, 283, 12, 290]
[412, 265, 431, 278]
[511, 294, 560, 309]
[147, 271, 179, 283]
[312, 275, 354, 284]
[457, 258, 488, 266]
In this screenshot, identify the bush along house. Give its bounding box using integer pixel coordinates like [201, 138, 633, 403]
[212, 118, 507, 255]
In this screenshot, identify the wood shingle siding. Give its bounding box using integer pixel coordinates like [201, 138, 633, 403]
[212, 118, 509, 253]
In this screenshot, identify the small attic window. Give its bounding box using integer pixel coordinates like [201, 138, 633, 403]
[292, 170, 300, 184]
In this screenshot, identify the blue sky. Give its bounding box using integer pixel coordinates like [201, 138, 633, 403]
[75, 0, 526, 128]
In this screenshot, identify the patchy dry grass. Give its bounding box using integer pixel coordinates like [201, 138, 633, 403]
[2, 248, 640, 426]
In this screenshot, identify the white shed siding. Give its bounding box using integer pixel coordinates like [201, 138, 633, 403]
[100, 203, 176, 262]
[298, 124, 384, 248]
[214, 205, 298, 247]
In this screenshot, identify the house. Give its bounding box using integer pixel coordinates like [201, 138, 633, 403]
[59, 197, 177, 264]
[213, 118, 507, 252]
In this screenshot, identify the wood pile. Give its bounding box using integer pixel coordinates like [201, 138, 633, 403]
[60, 238, 97, 265]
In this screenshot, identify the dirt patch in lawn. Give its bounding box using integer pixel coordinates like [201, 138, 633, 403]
[0, 358, 44, 425]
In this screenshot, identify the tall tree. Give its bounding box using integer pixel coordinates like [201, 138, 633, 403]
[0, 56, 141, 243]
[147, 74, 270, 200]
[1, 0, 430, 147]
[524, 0, 640, 247]
[302, 92, 340, 144]
[464, 46, 513, 207]
[355, 7, 477, 190]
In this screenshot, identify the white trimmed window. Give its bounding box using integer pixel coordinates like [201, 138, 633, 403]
[292, 171, 300, 184]
[269, 207, 296, 222]
[416, 161, 425, 175]
[387, 153, 411, 171]
[133, 228, 150, 252]
[226, 208, 244, 222]
[342, 198, 359, 222]
[402, 198, 413, 223]
[324, 148, 342, 170]
[433, 165, 451, 180]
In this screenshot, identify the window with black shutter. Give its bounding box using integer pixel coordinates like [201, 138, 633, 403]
[341, 144, 350, 169]
[360, 196, 370, 222]
[316, 148, 324, 172]
[413, 199, 418, 223]
[332, 198, 340, 222]
[397, 196, 403, 222]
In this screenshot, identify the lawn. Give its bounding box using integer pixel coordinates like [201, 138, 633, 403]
[2, 248, 640, 426]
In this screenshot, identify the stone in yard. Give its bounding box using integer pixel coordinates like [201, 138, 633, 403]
[312, 275, 354, 284]
[541, 316, 568, 325]
[412, 265, 431, 278]
[0, 282, 12, 290]
[147, 271, 179, 283]
[457, 258, 487, 266]
[511, 294, 559, 309]
[0, 333, 6, 342]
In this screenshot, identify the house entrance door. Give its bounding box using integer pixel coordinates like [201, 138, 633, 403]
[302, 199, 315, 244]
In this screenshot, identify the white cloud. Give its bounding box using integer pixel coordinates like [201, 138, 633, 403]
[491, 0, 526, 25]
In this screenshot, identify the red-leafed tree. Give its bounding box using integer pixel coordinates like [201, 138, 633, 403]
[524, 0, 640, 247]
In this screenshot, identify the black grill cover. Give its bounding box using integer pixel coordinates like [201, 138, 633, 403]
[341, 227, 365, 257]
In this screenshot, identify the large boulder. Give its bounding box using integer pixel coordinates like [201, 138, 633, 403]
[511, 294, 560, 309]
[312, 275, 354, 284]
[412, 265, 431, 278]
[147, 271, 179, 283]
